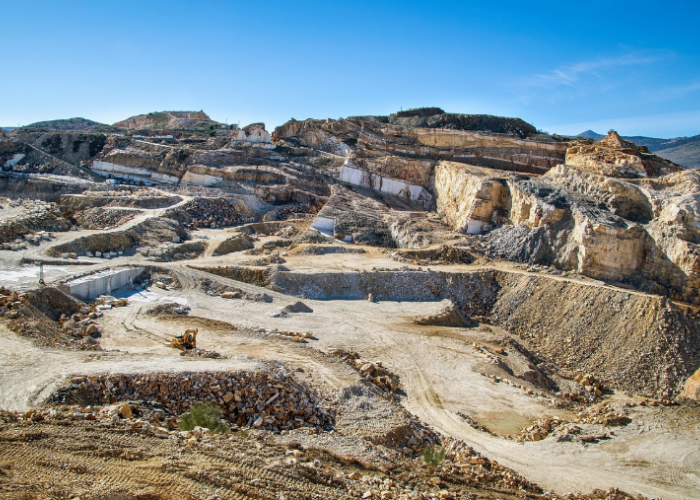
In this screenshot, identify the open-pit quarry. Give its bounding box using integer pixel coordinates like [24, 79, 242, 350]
[0, 109, 699, 500]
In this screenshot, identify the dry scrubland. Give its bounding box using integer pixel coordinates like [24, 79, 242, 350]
[0, 109, 699, 500]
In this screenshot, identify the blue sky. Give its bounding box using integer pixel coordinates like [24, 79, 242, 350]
[1, 0, 699, 137]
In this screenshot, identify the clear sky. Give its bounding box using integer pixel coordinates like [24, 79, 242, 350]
[2, 0, 699, 138]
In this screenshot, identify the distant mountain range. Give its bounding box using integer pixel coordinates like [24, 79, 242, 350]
[577, 130, 700, 169]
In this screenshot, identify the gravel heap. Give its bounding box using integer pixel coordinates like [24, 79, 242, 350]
[166, 197, 251, 229]
[74, 207, 140, 230]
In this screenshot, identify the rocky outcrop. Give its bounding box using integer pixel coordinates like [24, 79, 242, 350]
[683, 369, 700, 400]
[92, 145, 192, 184]
[273, 111, 574, 200]
[425, 144, 699, 301]
[387, 108, 538, 137]
[565, 131, 682, 178]
[434, 162, 510, 233]
[114, 111, 215, 130]
[543, 164, 652, 222]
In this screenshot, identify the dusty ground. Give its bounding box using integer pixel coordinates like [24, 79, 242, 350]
[1, 201, 699, 499]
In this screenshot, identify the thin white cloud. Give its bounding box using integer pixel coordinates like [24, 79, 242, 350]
[519, 52, 665, 90]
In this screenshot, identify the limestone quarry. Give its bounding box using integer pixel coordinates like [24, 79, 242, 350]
[0, 108, 699, 500]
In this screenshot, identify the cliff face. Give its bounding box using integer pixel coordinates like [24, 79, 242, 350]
[434, 163, 510, 233]
[432, 133, 699, 303]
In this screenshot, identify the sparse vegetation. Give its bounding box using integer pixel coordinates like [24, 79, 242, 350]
[178, 402, 229, 433]
[421, 446, 446, 469]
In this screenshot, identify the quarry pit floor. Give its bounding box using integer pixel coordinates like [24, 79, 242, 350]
[1, 211, 699, 499]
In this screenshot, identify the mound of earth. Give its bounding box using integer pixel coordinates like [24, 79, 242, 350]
[114, 111, 217, 130]
[21, 117, 105, 131]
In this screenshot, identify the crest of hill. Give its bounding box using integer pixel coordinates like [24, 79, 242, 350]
[114, 111, 217, 130]
[387, 107, 537, 138]
[22, 117, 105, 131]
[577, 130, 700, 169]
[339, 108, 538, 138]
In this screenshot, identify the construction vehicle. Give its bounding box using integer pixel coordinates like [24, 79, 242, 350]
[171, 328, 198, 350]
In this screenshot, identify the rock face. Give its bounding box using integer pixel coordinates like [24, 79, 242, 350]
[273, 109, 573, 202]
[433, 136, 699, 302]
[566, 131, 682, 178]
[434, 162, 510, 234]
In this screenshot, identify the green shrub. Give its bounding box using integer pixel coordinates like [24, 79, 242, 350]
[178, 402, 229, 433]
[421, 446, 446, 468]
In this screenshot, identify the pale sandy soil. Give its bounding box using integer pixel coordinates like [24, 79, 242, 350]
[1, 205, 699, 499]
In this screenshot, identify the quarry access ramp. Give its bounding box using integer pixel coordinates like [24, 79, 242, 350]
[176, 264, 292, 303]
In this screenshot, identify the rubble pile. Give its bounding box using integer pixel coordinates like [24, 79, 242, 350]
[299, 245, 366, 256]
[0, 197, 70, 246]
[330, 350, 401, 394]
[239, 253, 286, 266]
[5, 287, 102, 350]
[140, 240, 206, 261]
[516, 417, 564, 442]
[50, 368, 335, 430]
[575, 373, 604, 398]
[179, 348, 227, 359]
[136, 269, 182, 290]
[414, 300, 469, 327]
[74, 207, 140, 230]
[438, 439, 541, 492]
[273, 200, 323, 220]
[199, 278, 272, 302]
[0, 286, 21, 319]
[166, 197, 252, 229]
[211, 232, 254, 255]
[575, 403, 632, 427]
[265, 327, 313, 342]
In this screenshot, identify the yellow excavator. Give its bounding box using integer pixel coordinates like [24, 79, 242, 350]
[171, 328, 198, 350]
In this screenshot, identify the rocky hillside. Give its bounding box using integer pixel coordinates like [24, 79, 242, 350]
[114, 111, 218, 130]
[273, 109, 575, 209]
[434, 132, 698, 303]
[22, 117, 105, 131]
[578, 130, 700, 169]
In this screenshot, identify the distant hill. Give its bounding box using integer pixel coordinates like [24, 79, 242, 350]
[577, 130, 700, 169]
[22, 117, 105, 131]
[114, 111, 218, 130]
[0, 127, 17, 133]
[577, 130, 605, 141]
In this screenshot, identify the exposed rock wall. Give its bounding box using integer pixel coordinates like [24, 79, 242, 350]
[272, 112, 573, 200]
[431, 137, 699, 302]
[434, 162, 510, 233]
